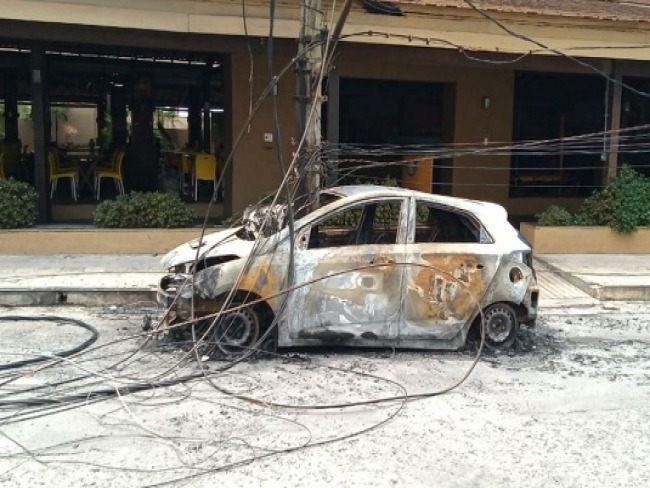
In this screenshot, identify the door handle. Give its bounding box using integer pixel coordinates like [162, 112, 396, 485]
[370, 257, 395, 266]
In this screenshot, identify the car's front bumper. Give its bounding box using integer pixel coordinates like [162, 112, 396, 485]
[157, 273, 194, 328]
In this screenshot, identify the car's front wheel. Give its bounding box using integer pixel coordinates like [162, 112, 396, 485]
[482, 303, 519, 349]
[209, 299, 261, 357]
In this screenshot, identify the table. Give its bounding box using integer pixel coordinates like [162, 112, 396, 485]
[66, 151, 98, 195]
[178, 152, 195, 196]
[161, 151, 194, 195]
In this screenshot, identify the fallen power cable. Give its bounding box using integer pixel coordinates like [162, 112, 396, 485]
[0, 316, 99, 372]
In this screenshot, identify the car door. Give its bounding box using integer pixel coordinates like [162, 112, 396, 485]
[399, 198, 500, 344]
[287, 197, 408, 344]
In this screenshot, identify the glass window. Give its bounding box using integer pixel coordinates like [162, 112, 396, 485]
[620, 76, 650, 178]
[510, 72, 605, 197]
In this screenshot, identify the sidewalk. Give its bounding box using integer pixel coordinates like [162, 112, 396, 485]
[0, 254, 648, 307]
[536, 254, 650, 301]
[0, 255, 162, 306]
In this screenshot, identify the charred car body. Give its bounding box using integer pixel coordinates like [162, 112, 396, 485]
[158, 186, 539, 354]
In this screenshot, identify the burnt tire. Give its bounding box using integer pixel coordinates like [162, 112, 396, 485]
[483, 303, 519, 350]
[210, 300, 261, 358]
[204, 296, 278, 359]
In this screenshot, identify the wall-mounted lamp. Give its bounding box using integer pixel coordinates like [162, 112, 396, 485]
[481, 96, 491, 110]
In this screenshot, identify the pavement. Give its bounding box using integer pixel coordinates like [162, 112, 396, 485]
[536, 254, 650, 301]
[0, 253, 648, 307]
[0, 255, 162, 307]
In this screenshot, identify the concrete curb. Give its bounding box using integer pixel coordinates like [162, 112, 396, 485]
[0, 289, 158, 307]
[0, 229, 206, 255]
[588, 285, 650, 301]
[535, 256, 650, 301]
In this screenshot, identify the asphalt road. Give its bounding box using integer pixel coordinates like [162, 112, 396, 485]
[0, 303, 648, 487]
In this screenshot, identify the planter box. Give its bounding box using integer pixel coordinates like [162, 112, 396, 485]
[520, 222, 650, 254]
[0, 228, 212, 255]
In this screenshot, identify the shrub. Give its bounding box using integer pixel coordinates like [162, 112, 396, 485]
[94, 192, 196, 228]
[536, 205, 576, 227]
[536, 166, 650, 233]
[607, 166, 650, 233]
[573, 189, 610, 226]
[0, 178, 38, 229]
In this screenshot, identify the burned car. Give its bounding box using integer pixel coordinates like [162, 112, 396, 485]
[158, 185, 538, 354]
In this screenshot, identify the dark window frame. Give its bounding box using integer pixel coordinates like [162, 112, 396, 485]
[509, 71, 606, 198]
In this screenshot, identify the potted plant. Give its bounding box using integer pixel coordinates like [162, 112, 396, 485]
[521, 166, 650, 254]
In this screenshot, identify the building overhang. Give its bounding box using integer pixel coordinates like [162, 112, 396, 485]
[1, 0, 649, 61]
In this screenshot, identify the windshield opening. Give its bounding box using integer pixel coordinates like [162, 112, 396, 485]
[236, 191, 343, 241]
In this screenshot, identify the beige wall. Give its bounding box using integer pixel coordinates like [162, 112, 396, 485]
[0, 228, 205, 255]
[520, 223, 650, 254]
[229, 45, 296, 214]
[451, 68, 513, 206]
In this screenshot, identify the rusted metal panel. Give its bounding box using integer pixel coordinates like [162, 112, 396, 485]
[288, 245, 404, 343]
[193, 252, 288, 311]
[401, 250, 496, 340]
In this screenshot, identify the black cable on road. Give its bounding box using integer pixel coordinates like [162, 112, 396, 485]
[0, 316, 99, 372]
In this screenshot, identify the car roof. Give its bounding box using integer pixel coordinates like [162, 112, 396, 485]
[322, 185, 507, 220]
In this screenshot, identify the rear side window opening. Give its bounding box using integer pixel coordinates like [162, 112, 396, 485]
[414, 201, 490, 244]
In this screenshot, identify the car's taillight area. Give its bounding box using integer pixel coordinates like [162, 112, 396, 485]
[523, 251, 533, 268]
[516, 232, 537, 276]
[525, 251, 538, 280]
[503, 249, 539, 326]
[508, 250, 537, 281]
[523, 251, 537, 279]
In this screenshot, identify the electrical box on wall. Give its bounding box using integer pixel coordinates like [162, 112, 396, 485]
[263, 132, 273, 148]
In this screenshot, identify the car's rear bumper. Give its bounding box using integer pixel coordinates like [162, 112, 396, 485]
[522, 283, 539, 326]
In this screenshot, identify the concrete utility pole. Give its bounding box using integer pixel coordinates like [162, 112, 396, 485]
[295, 0, 323, 216]
[295, 0, 353, 215]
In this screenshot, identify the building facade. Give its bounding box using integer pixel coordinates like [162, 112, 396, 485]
[1, 0, 649, 222]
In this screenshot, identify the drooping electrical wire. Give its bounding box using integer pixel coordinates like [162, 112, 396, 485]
[460, 0, 650, 98]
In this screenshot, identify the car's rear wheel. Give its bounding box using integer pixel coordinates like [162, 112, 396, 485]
[483, 303, 519, 349]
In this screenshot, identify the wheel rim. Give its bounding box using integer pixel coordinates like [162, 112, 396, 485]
[213, 306, 260, 355]
[485, 305, 515, 344]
